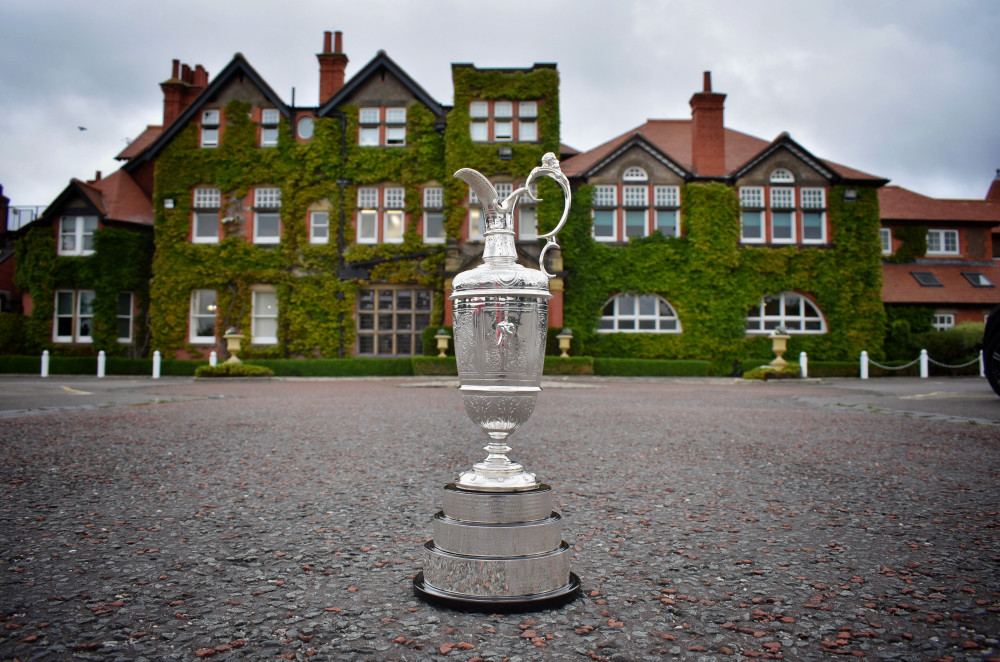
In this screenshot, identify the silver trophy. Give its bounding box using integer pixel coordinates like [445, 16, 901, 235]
[414, 153, 580, 608]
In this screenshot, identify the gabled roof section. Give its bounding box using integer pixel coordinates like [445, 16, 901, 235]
[564, 131, 691, 179]
[317, 50, 445, 118]
[883, 262, 1000, 305]
[880, 186, 1000, 224]
[125, 53, 290, 169]
[116, 125, 163, 161]
[41, 169, 153, 228]
[733, 132, 888, 185]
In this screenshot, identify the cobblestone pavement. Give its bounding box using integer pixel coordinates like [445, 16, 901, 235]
[1, 378, 998, 661]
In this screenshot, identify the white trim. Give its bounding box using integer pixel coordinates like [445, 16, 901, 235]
[746, 292, 826, 334]
[309, 210, 330, 244]
[655, 209, 680, 237]
[253, 211, 281, 244]
[519, 206, 537, 240]
[801, 210, 826, 244]
[598, 293, 682, 333]
[384, 210, 405, 244]
[740, 211, 765, 243]
[189, 289, 217, 344]
[58, 216, 97, 256]
[770, 210, 797, 244]
[423, 210, 445, 244]
[879, 228, 892, 255]
[592, 209, 617, 242]
[357, 210, 378, 244]
[926, 229, 959, 255]
[116, 292, 134, 343]
[192, 211, 219, 244]
[251, 287, 279, 345]
[624, 208, 648, 238]
[622, 166, 648, 182]
[932, 313, 955, 331]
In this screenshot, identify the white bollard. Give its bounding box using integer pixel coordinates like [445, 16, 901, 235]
[97, 350, 106, 378]
[799, 351, 808, 378]
[152, 350, 161, 379]
[860, 350, 869, 380]
[980, 350, 985, 378]
[209, 350, 218, 367]
[41, 350, 50, 378]
[919, 349, 928, 378]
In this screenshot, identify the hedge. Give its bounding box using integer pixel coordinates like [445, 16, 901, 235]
[593, 358, 710, 376]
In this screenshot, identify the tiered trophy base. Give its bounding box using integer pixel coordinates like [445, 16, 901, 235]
[414, 484, 579, 610]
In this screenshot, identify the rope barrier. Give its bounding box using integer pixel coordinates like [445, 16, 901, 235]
[927, 355, 981, 369]
[867, 357, 920, 371]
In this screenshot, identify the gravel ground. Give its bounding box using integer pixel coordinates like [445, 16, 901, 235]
[1, 378, 998, 661]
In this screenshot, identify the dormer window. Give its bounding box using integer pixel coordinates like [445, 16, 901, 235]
[58, 216, 97, 256]
[359, 107, 407, 147]
[622, 167, 648, 182]
[201, 109, 220, 147]
[769, 168, 794, 184]
[260, 109, 279, 147]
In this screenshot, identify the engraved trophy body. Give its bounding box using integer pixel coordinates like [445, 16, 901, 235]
[414, 154, 580, 608]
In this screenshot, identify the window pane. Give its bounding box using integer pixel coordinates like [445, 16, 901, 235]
[359, 107, 379, 123]
[358, 211, 377, 241]
[386, 126, 405, 145]
[378, 290, 394, 310]
[656, 210, 677, 236]
[78, 291, 95, 315]
[415, 314, 430, 330]
[57, 291, 74, 315]
[415, 290, 432, 310]
[469, 101, 488, 118]
[196, 290, 217, 315]
[742, 212, 762, 239]
[619, 295, 636, 314]
[803, 212, 823, 240]
[256, 213, 281, 239]
[764, 297, 780, 316]
[117, 292, 132, 316]
[385, 107, 406, 123]
[638, 295, 656, 316]
[518, 121, 537, 142]
[593, 210, 615, 237]
[57, 317, 73, 337]
[358, 335, 374, 354]
[772, 212, 794, 240]
[625, 210, 645, 237]
[396, 290, 412, 310]
[358, 290, 374, 311]
[470, 122, 487, 141]
[518, 101, 537, 118]
[378, 334, 393, 354]
[359, 127, 379, 145]
[494, 101, 512, 118]
[618, 319, 635, 330]
[494, 121, 512, 140]
[261, 127, 278, 146]
[396, 314, 412, 331]
[519, 207, 537, 239]
[638, 319, 656, 330]
[359, 314, 374, 330]
[385, 211, 404, 241]
[378, 314, 393, 330]
[397, 334, 412, 355]
[254, 317, 278, 339]
[424, 211, 444, 240]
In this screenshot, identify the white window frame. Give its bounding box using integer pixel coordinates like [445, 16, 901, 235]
[746, 292, 826, 334]
[518, 120, 538, 142]
[622, 167, 648, 182]
[260, 109, 280, 147]
[769, 168, 794, 184]
[469, 101, 489, 119]
[494, 101, 513, 118]
[189, 290, 217, 344]
[468, 207, 484, 242]
[932, 313, 955, 331]
[879, 228, 892, 255]
[251, 288, 279, 345]
[191, 187, 221, 244]
[310, 210, 330, 245]
[423, 186, 445, 244]
[926, 229, 959, 256]
[740, 187, 765, 244]
[494, 120, 513, 141]
[58, 216, 97, 256]
[518, 100, 538, 118]
[53, 289, 95, 343]
[384, 210, 404, 244]
[592, 185, 618, 242]
[117, 292, 134, 343]
[770, 211, 797, 243]
[200, 109, 220, 148]
[253, 187, 282, 245]
[598, 293, 682, 333]
[357, 187, 379, 244]
[519, 206, 537, 240]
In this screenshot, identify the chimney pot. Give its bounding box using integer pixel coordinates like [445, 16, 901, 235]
[172, 59, 180, 79]
[95, 171, 102, 181]
[703, 71, 712, 92]
[334, 31, 343, 53]
[323, 31, 332, 53]
[689, 72, 727, 177]
[318, 31, 348, 104]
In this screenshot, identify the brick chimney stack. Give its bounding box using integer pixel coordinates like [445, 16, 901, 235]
[987, 169, 1000, 202]
[317, 31, 348, 104]
[689, 71, 727, 178]
[161, 59, 210, 126]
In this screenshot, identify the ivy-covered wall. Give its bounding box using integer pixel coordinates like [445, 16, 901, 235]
[558, 182, 886, 370]
[14, 226, 154, 356]
[150, 99, 448, 358]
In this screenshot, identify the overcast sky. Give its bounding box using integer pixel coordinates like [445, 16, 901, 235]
[1, 0, 997, 210]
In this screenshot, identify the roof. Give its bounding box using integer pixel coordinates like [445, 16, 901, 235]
[43, 169, 153, 227]
[125, 53, 290, 169]
[879, 186, 1000, 224]
[318, 50, 445, 118]
[116, 125, 163, 161]
[882, 262, 1000, 305]
[561, 119, 886, 184]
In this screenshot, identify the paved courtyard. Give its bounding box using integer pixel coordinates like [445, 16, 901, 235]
[1, 376, 998, 661]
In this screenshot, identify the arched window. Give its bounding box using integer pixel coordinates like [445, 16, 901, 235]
[746, 292, 825, 334]
[599, 293, 681, 333]
[622, 166, 648, 182]
[769, 168, 794, 184]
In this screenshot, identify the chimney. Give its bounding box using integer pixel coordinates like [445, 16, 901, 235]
[988, 169, 1000, 202]
[689, 71, 727, 177]
[317, 30, 349, 104]
[161, 59, 210, 126]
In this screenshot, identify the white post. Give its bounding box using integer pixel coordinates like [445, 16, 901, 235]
[919, 349, 929, 378]
[97, 350, 106, 378]
[209, 350, 218, 367]
[860, 350, 869, 380]
[979, 350, 985, 378]
[152, 350, 161, 379]
[799, 351, 808, 378]
[41, 350, 49, 378]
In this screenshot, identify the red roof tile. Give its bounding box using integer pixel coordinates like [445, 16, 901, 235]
[75, 169, 153, 227]
[882, 263, 1000, 305]
[115, 125, 163, 161]
[879, 186, 1000, 224]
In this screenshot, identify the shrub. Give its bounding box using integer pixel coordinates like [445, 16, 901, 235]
[195, 363, 275, 378]
[593, 358, 710, 377]
[743, 363, 801, 380]
[413, 356, 457, 375]
[0, 313, 29, 355]
[247, 358, 414, 376]
[544, 356, 594, 375]
[913, 322, 984, 364]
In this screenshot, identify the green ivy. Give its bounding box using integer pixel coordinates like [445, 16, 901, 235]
[886, 225, 927, 263]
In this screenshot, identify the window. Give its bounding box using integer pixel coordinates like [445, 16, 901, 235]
[592, 185, 617, 241]
[251, 289, 278, 344]
[117, 292, 133, 343]
[911, 271, 943, 287]
[260, 109, 280, 147]
[468, 99, 540, 142]
[740, 187, 764, 243]
[253, 187, 282, 244]
[746, 292, 825, 334]
[962, 272, 994, 287]
[926, 229, 959, 255]
[190, 290, 217, 343]
[192, 187, 220, 244]
[770, 168, 794, 184]
[53, 290, 95, 342]
[654, 186, 680, 237]
[423, 186, 444, 244]
[310, 211, 329, 244]
[519, 206, 537, 240]
[359, 106, 406, 146]
[879, 228, 892, 255]
[598, 294, 681, 333]
[201, 109, 220, 147]
[356, 287, 433, 356]
[800, 188, 826, 243]
[622, 167, 648, 182]
[297, 117, 314, 140]
[58, 216, 97, 255]
[770, 187, 795, 243]
[357, 187, 378, 244]
[932, 313, 955, 331]
[622, 185, 648, 238]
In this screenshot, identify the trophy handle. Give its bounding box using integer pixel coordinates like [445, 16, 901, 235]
[522, 153, 571, 279]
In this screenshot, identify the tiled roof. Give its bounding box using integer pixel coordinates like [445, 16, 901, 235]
[73, 169, 153, 227]
[116, 125, 163, 161]
[879, 186, 1000, 224]
[561, 119, 885, 183]
[882, 262, 1000, 305]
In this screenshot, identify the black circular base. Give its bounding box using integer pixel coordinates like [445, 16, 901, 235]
[413, 572, 580, 612]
